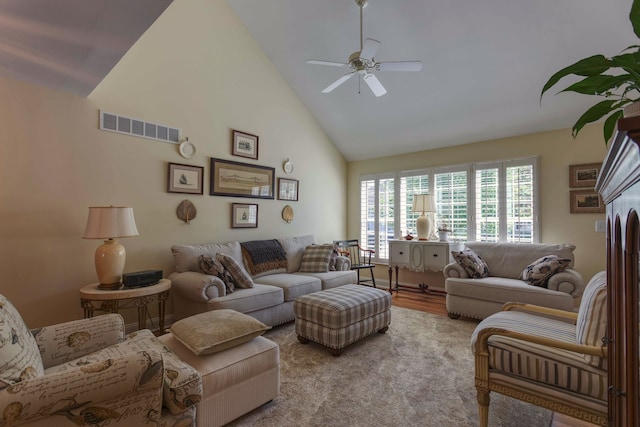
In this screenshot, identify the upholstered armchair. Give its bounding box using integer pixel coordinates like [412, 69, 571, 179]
[471, 271, 608, 427]
[0, 294, 201, 426]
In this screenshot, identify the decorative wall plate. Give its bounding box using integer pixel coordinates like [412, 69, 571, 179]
[282, 205, 294, 223]
[283, 159, 294, 174]
[179, 138, 196, 159]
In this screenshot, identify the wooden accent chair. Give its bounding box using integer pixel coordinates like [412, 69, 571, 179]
[334, 239, 377, 287]
[471, 271, 608, 426]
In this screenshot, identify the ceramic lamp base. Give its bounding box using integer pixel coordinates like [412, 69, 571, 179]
[416, 214, 431, 241]
[95, 239, 125, 288]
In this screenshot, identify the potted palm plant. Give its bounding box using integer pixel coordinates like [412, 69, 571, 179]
[541, 0, 640, 144]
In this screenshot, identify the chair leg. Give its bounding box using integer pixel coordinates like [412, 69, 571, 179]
[369, 267, 376, 288]
[356, 269, 361, 285]
[477, 388, 490, 427]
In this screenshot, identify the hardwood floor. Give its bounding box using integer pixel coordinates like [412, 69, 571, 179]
[390, 290, 598, 427]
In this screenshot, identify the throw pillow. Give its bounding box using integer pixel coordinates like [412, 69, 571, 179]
[576, 271, 607, 367]
[452, 247, 489, 279]
[215, 253, 254, 289]
[170, 309, 271, 356]
[298, 244, 334, 273]
[521, 255, 571, 287]
[328, 248, 339, 271]
[199, 255, 235, 293]
[0, 294, 45, 389]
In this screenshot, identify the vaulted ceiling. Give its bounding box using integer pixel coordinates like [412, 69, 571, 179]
[1, 0, 635, 161]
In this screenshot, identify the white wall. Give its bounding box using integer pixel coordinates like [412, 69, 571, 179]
[0, 0, 347, 327]
[347, 124, 608, 290]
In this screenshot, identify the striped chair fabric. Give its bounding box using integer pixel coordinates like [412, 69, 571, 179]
[575, 271, 608, 368]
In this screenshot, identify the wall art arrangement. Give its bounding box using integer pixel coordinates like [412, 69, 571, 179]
[568, 163, 604, 213]
[167, 163, 204, 194]
[231, 203, 258, 228]
[232, 129, 259, 160]
[277, 178, 299, 201]
[210, 158, 275, 199]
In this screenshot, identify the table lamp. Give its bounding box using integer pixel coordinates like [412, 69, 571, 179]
[412, 194, 435, 241]
[82, 206, 139, 289]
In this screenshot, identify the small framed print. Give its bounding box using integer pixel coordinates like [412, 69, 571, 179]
[232, 130, 259, 160]
[167, 163, 204, 194]
[570, 190, 605, 213]
[231, 203, 258, 228]
[278, 178, 299, 201]
[569, 163, 601, 188]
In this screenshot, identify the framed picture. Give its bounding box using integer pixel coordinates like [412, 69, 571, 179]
[277, 178, 299, 201]
[210, 158, 275, 199]
[569, 163, 601, 188]
[231, 203, 258, 228]
[570, 190, 605, 213]
[232, 130, 259, 160]
[167, 163, 204, 194]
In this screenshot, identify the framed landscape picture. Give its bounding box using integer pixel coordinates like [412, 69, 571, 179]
[232, 130, 259, 160]
[569, 163, 601, 188]
[210, 158, 274, 199]
[570, 189, 605, 213]
[231, 203, 258, 228]
[167, 163, 204, 194]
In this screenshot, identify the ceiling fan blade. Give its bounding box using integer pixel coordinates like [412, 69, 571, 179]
[363, 73, 387, 97]
[322, 72, 356, 93]
[376, 61, 423, 72]
[307, 60, 349, 68]
[360, 38, 381, 61]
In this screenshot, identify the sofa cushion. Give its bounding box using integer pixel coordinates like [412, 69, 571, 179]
[278, 235, 316, 273]
[172, 241, 243, 273]
[241, 239, 288, 278]
[256, 273, 322, 301]
[521, 255, 572, 287]
[299, 244, 334, 272]
[216, 253, 253, 289]
[200, 255, 235, 293]
[576, 271, 607, 368]
[465, 242, 576, 280]
[0, 294, 44, 389]
[452, 247, 489, 278]
[170, 310, 271, 356]
[206, 284, 284, 314]
[296, 270, 357, 290]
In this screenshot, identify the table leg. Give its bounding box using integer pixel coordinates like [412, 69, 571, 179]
[158, 290, 169, 334]
[80, 299, 94, 318]
[388, 266, 393, 294]
[138, 304, 146, 330]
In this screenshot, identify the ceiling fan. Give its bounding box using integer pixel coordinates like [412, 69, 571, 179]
[306, 0, 422, 97]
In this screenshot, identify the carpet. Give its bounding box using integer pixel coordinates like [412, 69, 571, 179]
[227, 306, 552, 426]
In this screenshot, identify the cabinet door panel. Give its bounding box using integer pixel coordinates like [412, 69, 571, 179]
[423, 245, 448, 270]
[390, 242, 410, 266]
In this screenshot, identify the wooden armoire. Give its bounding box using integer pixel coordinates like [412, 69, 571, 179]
[596, 115, 640, 426]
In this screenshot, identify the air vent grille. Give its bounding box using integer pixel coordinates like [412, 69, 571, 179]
[99, 110, 181, 144]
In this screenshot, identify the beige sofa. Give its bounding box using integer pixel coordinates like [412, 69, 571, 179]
[444, 242, 585, 320]
[169, 235, 357, 325]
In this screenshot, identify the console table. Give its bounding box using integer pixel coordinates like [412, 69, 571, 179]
[388, 239, 463, 294]
[80, 279, 171, 333]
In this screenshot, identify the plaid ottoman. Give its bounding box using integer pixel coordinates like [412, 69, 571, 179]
[293, 284, 391, 356]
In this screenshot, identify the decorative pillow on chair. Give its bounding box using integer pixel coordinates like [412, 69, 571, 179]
[199, 255, 235, 293]
[576, 271, 607, 367]
[0, 294, 44, 389]
[215, 253, 253, 288]
[521, 255, 571, 287]
[298, 244, 334, 272]
[170, 309, 271, 356]
[452, 247, 489, 278]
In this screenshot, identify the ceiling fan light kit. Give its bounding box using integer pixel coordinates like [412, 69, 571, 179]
[307, 0, 422, 97]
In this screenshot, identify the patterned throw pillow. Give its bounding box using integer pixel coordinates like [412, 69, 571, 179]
[328, 248, 339, 271]
[452, 247, 489, 279]
[199, 255, 235, 293]
[521, 255, 571, 287]
[576, 271, 607, 367]
[215, 253, 254, 289]
[0, 294, 44, 389]
[299, 244, 334, 273]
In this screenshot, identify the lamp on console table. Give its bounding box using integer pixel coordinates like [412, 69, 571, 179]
[412, 194, 436, 241]
[82, 206, 139, 290]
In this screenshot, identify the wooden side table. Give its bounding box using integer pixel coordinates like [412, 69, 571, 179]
[79, 279, 171, 333]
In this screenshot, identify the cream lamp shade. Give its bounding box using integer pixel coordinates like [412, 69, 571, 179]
[412, 194, 436, 241]
[82, 206, 139, 289]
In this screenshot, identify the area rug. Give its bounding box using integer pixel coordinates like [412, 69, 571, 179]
[228, 306, 552, 426]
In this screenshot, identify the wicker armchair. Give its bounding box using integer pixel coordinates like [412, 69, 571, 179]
[471, 271, 608, 426]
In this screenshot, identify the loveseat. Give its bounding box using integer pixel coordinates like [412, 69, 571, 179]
[443, 242, 585, 320]
[169, 235, 357, 325]
[0, 293, 280, 427]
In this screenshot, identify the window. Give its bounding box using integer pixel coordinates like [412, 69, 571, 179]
[360, 157, 538, 262]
